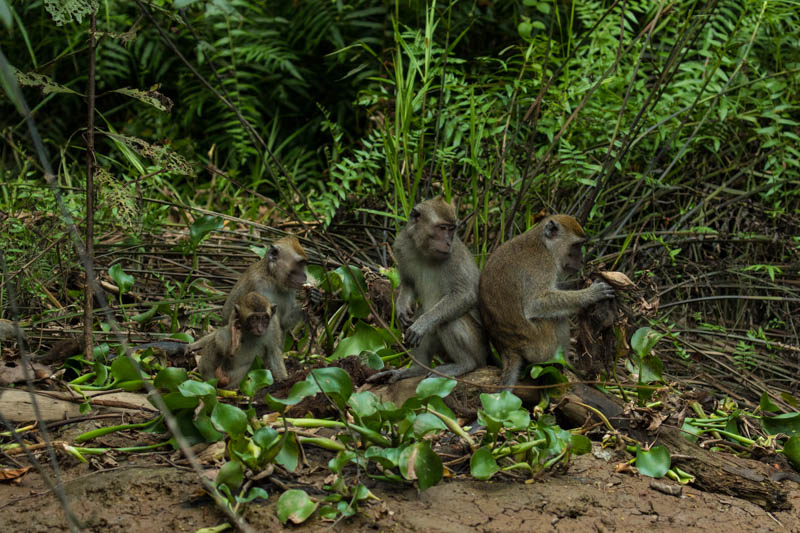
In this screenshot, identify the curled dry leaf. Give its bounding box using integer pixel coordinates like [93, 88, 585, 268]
[596, 271, 635, 290]
[0, 466, 31, 482]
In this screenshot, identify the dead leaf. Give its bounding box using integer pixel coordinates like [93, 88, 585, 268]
[597, 271, 635, 290]
[0, 466, 31, 482]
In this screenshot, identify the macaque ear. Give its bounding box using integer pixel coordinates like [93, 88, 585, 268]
[544, 220, 559, 239]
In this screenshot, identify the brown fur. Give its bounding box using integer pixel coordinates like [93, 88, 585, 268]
[479, 215, 615, 389]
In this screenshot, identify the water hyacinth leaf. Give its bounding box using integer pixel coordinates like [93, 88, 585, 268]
[631, 327, 662, 358]
[332, 321, 390, 360]
[399, 441, 443, 490]
[570, 434, 592, 455]
[480, 391, 523, 419]
[680, 418, 702, 443]
[413, 412, 447, 438]
[108, 264, 135, 294]
[328, 450, 358, 473]
[504, 409, 531, 431]
[178, 379, 216, 398]
[348, 391, 380, 418]
[334, 265, 369, 318]
[193, 412, 224, 442]
[240, 369, 273, 398]
[470, 446, 500, 480]
[237, 486, 269, 504]
[426, 395, 456, 421]
[365, 446, 401, 469]
[211, 402, 248, 437]
[252, 426, 281, 450]
[760, 391, 780, 413]
[761, 413, 800, 436]
[152, 391, 199, 411]
[230, 436, 261, 469]
[154, 367, 188, 392]
[638, 355, 664, 384]
[189, 215, 223, 247]
[783, 436, 800, 470]
[275, 489, 319, 524]
[635, 445, 671, 478]
[358, 350, 385, 370]
[416, 377, 457, 400]
[110, 356, 143, 382]
[93, 360, 108, 386]
[307, 367, 353, 411]
[380, 266, 400, 289]
[263, 380, 318, 413]
[217, 460, 244, 491]
[276, 431, 300, 472]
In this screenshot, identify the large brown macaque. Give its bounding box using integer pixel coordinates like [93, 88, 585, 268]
[369, 197, 488, 383]
[195, 291, 275, 388]
[479, 215, 616, 389]
[221, 235, 311, 381]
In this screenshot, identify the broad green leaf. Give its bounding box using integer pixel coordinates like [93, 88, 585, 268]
[307, 367, 353, 411]
[413, 412, 447, 438]
[178, 379, 216, 398]
[193, 412, 224, 442]
[331, 321, 390, 360]
[635, 445, 671, 478]
[189, 215, 223, 247]
[517, 21, 532, 40]
[237, 486, 269, 504]
[92, 360, 108, 386]
[760, 391, 780, 413]
[240, 369, 273, 398]
[399, 441, 442, 490]
[348, 391, 380, 418]
[263, 380, 318, 413]
[380, 266, 400, 289]
[358, 350, 385, 370]
[108, 264, 134, 294]
[154, 367, 188, 392]
[328, 450, 359, 473]
[217, 460, 243, 491]
[570, 434, 592, 455]
[230, 435, 261, 469]
[252, 426, 280, 450]
[680, 418, 702, 443]
[211, 402, 248, 437]
[762, 413, 800, 436]
[365, 446, 401, 469]
[151, 391, 199, 411]
[480, 391, 523, 419]
[783, 436, 800, 470]
[277, 489, 318, 525]
[470, 446, 499, 480]
[631, 327, 662, 358]
[334, 265, 369, 318]
[110, 356, 143, 382]
[416, 377, 457, 399]
[276, 432, 300, 472]
[638, 355, 664, 384]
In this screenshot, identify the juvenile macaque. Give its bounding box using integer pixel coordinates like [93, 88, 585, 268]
[369, 197, 488, 383]
[195, 291, 275, 388]
[479, 215, 616, 389]
[221, 235, 312, 381]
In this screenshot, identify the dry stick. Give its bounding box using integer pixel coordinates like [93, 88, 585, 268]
[84, 12, 97, 362]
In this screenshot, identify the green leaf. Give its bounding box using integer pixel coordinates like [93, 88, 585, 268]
[0, 0, 12, 29]
[263, 380, 318, 413]
[399, 441, 442, 490]
[760, 391, 780, 413]
[358, 350, 385, 370]
[416, 377, 457, 400]
[193, 412, 224, 442]
[470, 446, 500, 480]
[173, 0, 201, 8]
[189, 215, 223, 247]
[307, 367, 353, 411]
[635, 445, 671, 478]
[108, 264, 135, 294]
[230, 435, 262, 469]
[348, 391, 380, 418]
[517, 21, 532, 40]
[240, 369, 273, 398]
[783, 436, 800, 470]
[237, 486, 269, 504]
[331, 321, 390, 360]
[154, 367, 189, 392]
[110, 356, 143, 382]
[413, 412, 447, 438]
[217, 460, 244, 491]
[638, 355, 664, 384]
[277, 489, 318, 525]
[762, 413, 800, 436]
[480, 391, 523, 419]
[365, 446, 401, 469]
[151, 391, 199, 411]
[334, 265, 369, 318]
[380, 267, 400, 289]
[178, 379, 217, 398]
[570, 434, 592, 455]
[631, 327, 662, 358]
[211, 402, 248, 437]
[276, 432, 300, 472]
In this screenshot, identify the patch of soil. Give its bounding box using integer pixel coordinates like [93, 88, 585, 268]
[2, 443, 798, 532]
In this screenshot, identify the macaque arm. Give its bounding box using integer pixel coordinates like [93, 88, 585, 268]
[524, 287, 603, 320]
[415, 282, 476, 330]
[395, 279, 417, 323]
[262, 318, 288, 381]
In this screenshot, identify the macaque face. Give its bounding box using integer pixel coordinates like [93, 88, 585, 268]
[270, 238, 309, 290]
[247, 312, 271, 336]
[410, 199, 457, 261]
[564, 240, 585, 273]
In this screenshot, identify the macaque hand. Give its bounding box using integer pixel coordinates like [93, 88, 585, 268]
[404, 316, 431, 346]
[590, 281, 616, 301]
[304, 284, 322, 305]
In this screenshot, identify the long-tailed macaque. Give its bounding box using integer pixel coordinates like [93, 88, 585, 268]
[195, 291, 275, 388]
[479, 215, 616, 389]
[220, 235, 311, 382]
[369, 197, 488, 383]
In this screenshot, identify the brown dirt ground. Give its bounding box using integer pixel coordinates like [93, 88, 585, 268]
[2, 431, 798, 533]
